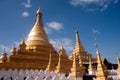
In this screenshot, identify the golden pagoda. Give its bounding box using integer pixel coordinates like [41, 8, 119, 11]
[0, 9, 59, 70]
[70, 53, 85, 80]
[69, 30, 95, 63]
[0, 8, 115, 80]
[55, 45, 71, 74]
[93, 43, 108, 80]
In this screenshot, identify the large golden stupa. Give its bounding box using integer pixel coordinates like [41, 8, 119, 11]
[0, 9, 113, 80]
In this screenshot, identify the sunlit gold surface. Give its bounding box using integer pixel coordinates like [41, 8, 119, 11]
[26, 9, 49, 46]
[117, 57, 120, 75]
[93, 45, 107, 80]
[0, 8, 101, 79]
[69, 30, 96, 63]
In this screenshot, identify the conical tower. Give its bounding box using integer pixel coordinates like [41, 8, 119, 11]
[25, 9, 55, 54]
[19, 38, 26, 51]
[94, 43, 107, 80]
[70, 53, 85, 80]
[46, 49, 54, 71]
[59, 45, 66, 56]
[10, 45, 16, 55]
[55, 45, 65, 73]
[24, 9, 59, 69]
[55, 54, 62, 73]
[78, 54, 86, 77]
[26, 9, 49, 47]
[74, 30, 82, 55]
[55, 45, 71, 74]
[70, 30, 90, 62]
[0, 9, 59, 70]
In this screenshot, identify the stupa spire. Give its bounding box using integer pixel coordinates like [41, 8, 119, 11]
[70, 53, 85, 80]
[11, 44, 16, 55]
[19, 38, 26, 51]
[26, 8, 49, 47]
[46, 48, 54, 71]
[55, 54, 62, 73]
[36, 8, 42, 21]
[94, 41, 107, 80]
[70, 54, 77, 78]
[20, 38, 25, 45]
[75, 30, 81, 49]
[78, 54, 86, 78]
[73, 30, 85, 57]
[59, 45, 66, 56]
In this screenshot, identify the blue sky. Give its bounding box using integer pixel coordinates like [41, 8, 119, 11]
[0, 0, 120, 63]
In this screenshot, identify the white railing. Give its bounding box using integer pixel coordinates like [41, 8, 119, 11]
[108, 76, 120, 80]
[107, 70, 120, 80]
[0, 69, 75, 80]
[107, 70, 118, 75]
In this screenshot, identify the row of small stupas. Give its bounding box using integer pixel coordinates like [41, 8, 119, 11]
[0, 9, 120, 80]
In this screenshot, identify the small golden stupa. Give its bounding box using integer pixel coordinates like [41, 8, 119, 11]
[93, 43, 107, 80]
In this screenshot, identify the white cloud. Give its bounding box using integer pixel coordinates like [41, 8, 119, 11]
[70, 0, 100, 5]
[22, 0, 32, 8]
[44, 27, 52, 34]
[22, 11, 29, 17]
[92, 29, 100, 34]
[50, 38, 74, 54]
[70, 0, 119, 11]
[46, 21, 63, 31]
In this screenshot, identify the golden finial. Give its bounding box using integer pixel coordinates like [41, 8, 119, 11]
[36, 8, 41, 14]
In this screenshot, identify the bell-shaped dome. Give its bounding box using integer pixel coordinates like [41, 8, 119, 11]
[26, 9, 49, 46]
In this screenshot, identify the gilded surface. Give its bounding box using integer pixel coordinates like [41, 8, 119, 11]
[0, 9, 105, 80]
